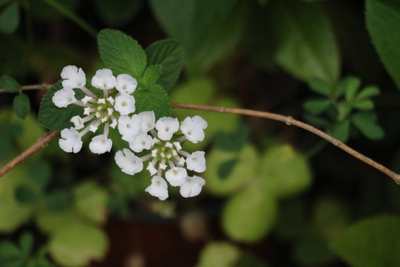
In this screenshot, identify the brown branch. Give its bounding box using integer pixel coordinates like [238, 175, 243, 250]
[0, 131, 59, 177]
[0, 84, 48, 93]
[171, 103, 400, 184]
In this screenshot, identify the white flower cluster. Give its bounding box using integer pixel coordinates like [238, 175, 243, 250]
[52, 65, 208, 200]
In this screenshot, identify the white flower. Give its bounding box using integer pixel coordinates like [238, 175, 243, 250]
[146, 162, 158, 176]
[129, 133, 153, 153]
[179, 175, 205, 198]
[89, 134, 112, 154]
[116, 74, 137, 94]
[138, 111, 156, 132]
[91, 68, 116, 90]
[114, 93, 135, 116]
[61, 65, 86, 89]
[52, 88, 77, 108]
[186, 151, 206, 173]
[70, 115, 85, 130]
[118, 115, 142, 141]
[180, 116, 208, 143]
[59, 127, 82, 153]
[165, 167, 187, 186]
[145, 176, 169, 200]
[155, 117, 179, 141]
[115, 148, 143, 175]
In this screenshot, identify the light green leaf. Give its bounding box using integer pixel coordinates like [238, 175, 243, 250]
[217, 158, 239, 180]
[73, 182, 108, 224]
[0, 1, 19, 34]
[331, 215, 400, 267]
[49, 222, 108, 267]
[145, 39, 184, 91]
[13, 94, 30, 119]
[0, 75, 19, 92]
[303, 99, 331, 115]
[366, 0, 400, 88]
[38, 82, 84, 131]
[196, 242, 241, 267]
[266, 0, 339, 85]
[351, 112, 384, 140]
[97, 29, 147, 77]
[134, 84, 170, 119]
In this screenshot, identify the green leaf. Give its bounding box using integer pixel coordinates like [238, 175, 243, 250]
[45, 191, 71, 212]
[49, 222, 108, 267]
[332, 120, 350, 142]
[14, 185, 39, 204]
[134, 84, 171, 119]
[38, 82, 84, 131]
[366, 0, 400, 88]
[307, 77, 330, 96]
[266, 0, 340, 85]
[0, 1, 20, 34]
[355, 85, 380, 101]
[145, 39, 184, 91]
[149, 0, 245, 73]
[73, 182, 108, 224]
[97, 29, 147, 77]
[331, 215, 400, 267]
[218, 158, 239, 180]
[141, 65, 162, 88]
[0, 242, 21, 258]
[353, 100, 374, 110]
[197, 242, 241, 267]
[351, 112, 384, 140]
[94, 0, 142, 26]
[0, 0, 12, 6]
[303, 113, 330, 128]
[343, 76, 361, 102]
[0, 75, 20, 92]
[303, 99, 331, 115]
[19, 232, 33, 255]
[13, 94, 30, 119]
[213, 124, 249, 152]
[28, 160, 52, 188]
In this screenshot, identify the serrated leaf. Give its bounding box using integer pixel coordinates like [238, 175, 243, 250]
[332, 120, 350, 142]
[366, 0, 400, 88]
[331, 215, 400, 267]
[307, 77, 330, 96]
[38, 82, 84, 131]
[146, 39, 184, 91]
[0, 75, 20, 92]
[134, 84, 170, 119]
[13, 94, 30, 119]
[0, 1, 20, 34]
[351, 112, 384, 140]
[267, 0, 339, 85]
[303, 99, 331, 115]
[141, 65, 162, 88]
[97, 29, 146, 77]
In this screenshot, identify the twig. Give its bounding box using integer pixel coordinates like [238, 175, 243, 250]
[0, 131, 59, 177]
[0, 84, 48, 93]
[171, 103, 400, 184]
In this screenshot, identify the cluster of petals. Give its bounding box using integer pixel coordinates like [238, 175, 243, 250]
[114, 113, 208, 200]
[53, 65, 137, 155]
